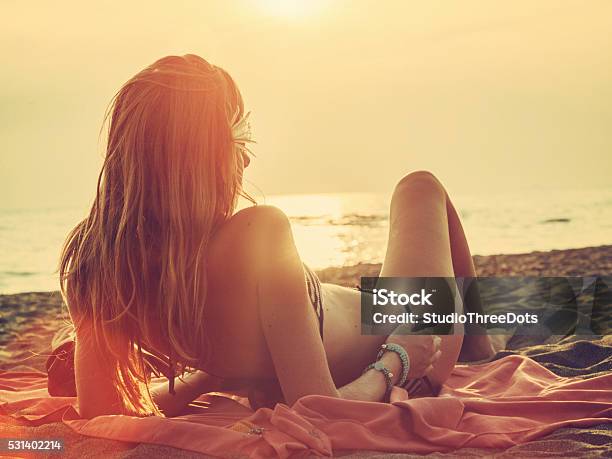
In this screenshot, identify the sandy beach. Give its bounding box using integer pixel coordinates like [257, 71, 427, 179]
[1, 244, 611, 458]
[1, 244, 611, 373]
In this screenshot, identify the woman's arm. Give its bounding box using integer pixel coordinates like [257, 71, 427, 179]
[254, 206, 404, 404]
[150, 371, 223, 417]
[73, 326, 125, 418]
[74, 317, 225, 418]
[338, 352, 402, 401]
[255, 207, 339, 403]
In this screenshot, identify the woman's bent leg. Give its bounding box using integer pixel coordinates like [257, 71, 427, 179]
[380, 171, 463, 390]
[446, 192, 500, 361]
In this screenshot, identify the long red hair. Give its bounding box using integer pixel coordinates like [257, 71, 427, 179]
[60, 55, 248, 414]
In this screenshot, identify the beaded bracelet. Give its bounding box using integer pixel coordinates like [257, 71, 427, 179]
[376, 343, 410, 387]
[363, 360, 394, 402]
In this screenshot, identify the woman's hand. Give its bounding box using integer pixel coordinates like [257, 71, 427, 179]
[385, 326, 442, 378]
[151, 371, 224, 417]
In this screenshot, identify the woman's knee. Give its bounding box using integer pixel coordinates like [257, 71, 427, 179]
[394, 170, 444, 193]
[391, 170, 446, 207]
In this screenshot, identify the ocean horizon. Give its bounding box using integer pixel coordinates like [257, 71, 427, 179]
[1, 188, 612, 294]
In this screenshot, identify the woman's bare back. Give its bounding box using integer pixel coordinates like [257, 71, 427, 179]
[189, 205, 382, 387]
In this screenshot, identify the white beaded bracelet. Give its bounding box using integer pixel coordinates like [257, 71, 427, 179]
[377, 343, 410, 387]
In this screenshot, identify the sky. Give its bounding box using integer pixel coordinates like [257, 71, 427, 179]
[1, 0, 611, 210]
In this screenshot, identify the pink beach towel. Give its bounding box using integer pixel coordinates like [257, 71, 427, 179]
[1, 355, 611, 458]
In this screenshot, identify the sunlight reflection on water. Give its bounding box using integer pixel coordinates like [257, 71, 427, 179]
[1, 189, 612, 293]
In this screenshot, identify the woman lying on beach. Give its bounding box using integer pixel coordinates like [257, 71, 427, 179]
[57, 54, 500, 418]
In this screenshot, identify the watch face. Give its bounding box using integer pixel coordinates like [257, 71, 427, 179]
[374, 361, 385, 371]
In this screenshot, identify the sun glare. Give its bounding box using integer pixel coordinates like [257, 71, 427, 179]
[254, 0, 326, 20]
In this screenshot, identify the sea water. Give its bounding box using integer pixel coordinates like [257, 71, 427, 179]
[1, 188, 611, 294]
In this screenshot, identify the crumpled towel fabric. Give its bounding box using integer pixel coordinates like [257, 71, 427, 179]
[1, 355, 611, 458]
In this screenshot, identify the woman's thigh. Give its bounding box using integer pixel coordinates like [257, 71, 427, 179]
[380, 171, 463, 388]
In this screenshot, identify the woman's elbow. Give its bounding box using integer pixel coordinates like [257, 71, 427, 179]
[77, 396, 122, 419]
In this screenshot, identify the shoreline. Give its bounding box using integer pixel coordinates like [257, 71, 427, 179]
[317, 244, 612, 286]
[1, 244, 611, 372]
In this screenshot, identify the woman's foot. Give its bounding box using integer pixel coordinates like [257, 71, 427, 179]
[458, 332, 511, 362]
[458, 334, 496, 362]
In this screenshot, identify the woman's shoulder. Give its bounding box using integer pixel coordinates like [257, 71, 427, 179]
[208, 205, 294, 272]
[229, 204, 290, 227]
[213, 205, 291, 244]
